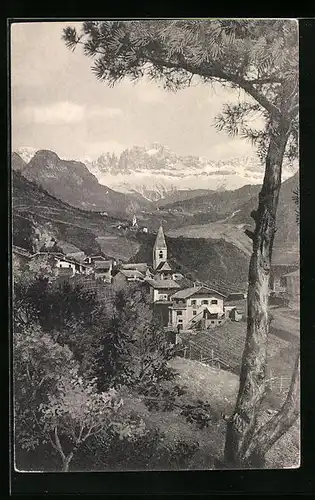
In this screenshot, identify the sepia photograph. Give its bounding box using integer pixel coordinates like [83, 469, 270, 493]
[11, 19, 300, 472]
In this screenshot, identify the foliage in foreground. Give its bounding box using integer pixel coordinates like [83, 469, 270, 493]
[14, 271, 218, 470]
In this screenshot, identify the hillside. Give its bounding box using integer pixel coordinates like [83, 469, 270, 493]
[169, 221, 253, 256]
[12, 152, 27, 172]
[166, 172, 299, 265]
[12, 170, 140, 259]
[163, 183, 261, 215]
[13, 150, 152, 217]
[169, 358, 299, 469]
[156, 189, 214, 207]
[231, 172, 299, 263]
[131, 232, 249, 293]
[12, 171, 249, 286]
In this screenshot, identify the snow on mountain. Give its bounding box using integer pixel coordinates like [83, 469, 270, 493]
[15, 147, 38, 164]
[84, 143, 298, 201]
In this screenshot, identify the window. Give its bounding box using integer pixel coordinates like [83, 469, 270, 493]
[211, 320, 215, 324]
[193, 310, 197, 316]
[159, 294, 167, 301]
[202, 300, 209, 305]
[211, 299, 218, 305]
[159, 251, 164, 258]
[178, 319, 183, 323]
[218, 321, 222, 324]
[177, 311, 183, 316]
[191, 300, 197, 305]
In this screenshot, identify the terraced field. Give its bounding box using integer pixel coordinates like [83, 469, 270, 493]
[179, 319, 299, 408]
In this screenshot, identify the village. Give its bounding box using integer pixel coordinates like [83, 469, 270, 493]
[11, 19, 302, 477]
[13, 215, 300, 344]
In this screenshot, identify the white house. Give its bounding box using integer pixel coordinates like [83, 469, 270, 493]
[55, 255, 92, 276]
[168, 285, 226, 331]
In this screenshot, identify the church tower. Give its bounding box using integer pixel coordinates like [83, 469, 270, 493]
[153, 224, 167, 270]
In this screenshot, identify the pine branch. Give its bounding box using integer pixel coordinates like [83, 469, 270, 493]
[64, 27, 285, 118]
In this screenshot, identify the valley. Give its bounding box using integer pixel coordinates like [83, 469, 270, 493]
[12, 170, 249, 290]
[12, 146, 299, 277]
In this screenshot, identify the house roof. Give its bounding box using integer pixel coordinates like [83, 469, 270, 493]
[155, 260, 172, 272]
[30, 251, 64, 260]
[171, 286, 226, 300]
[282, 270, 300, 278]
[271, 264, 299, 277]
[153, 225, 167, 249]
[145, 278, 180, 289]
[119, 269, 145, 278]
[121, 263, 149, 273]
[54, 240, 83, 255]
[94, 260, 113, 270]
[90, 255, 107, 261]
[226, 293, 246, 301]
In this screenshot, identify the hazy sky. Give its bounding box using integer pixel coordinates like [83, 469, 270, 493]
[11, 21, 259, 161]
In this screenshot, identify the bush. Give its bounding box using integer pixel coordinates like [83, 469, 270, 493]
[72, 427, 199, 471]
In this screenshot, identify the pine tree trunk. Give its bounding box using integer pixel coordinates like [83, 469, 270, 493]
[224, 117, 292, 468]
[243, 353, 300, 465]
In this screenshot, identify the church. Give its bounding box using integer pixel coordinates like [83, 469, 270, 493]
[117, 224, 228, 331]
[145, 225, 185, 301]
[143, 225, 226, 331]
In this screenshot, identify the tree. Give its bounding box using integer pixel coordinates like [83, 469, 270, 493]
[13, 323, 148, 472]
[63, 20, 299, 467]
[93, 284, 177, 391]
[13, 276, 98, 346]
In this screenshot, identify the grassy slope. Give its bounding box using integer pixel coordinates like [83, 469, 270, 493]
[162, 184, 261, 215]
[180, 319, 299, 408]
[132, 233, 249, 293]
[124, 357, 299, 469]
[169, 221, 252, 256]
[12, 171, 140, 260]
[163, 173, 299, 265]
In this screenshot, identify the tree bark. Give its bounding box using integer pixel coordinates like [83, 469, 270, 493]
[62, 452, 74, 472]
[224, 116, 292, 468]
[243, 353, 300, 465]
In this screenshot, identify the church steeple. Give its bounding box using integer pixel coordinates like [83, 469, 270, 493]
[153, 224, 167, 270]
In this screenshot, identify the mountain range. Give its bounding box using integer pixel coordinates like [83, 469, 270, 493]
[12, 146, 299, 265]
[12, 170, 249, 291]
[83, 143, 297, 200]
[15, 143, 298, 203]
[12, 150, 151, 217]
